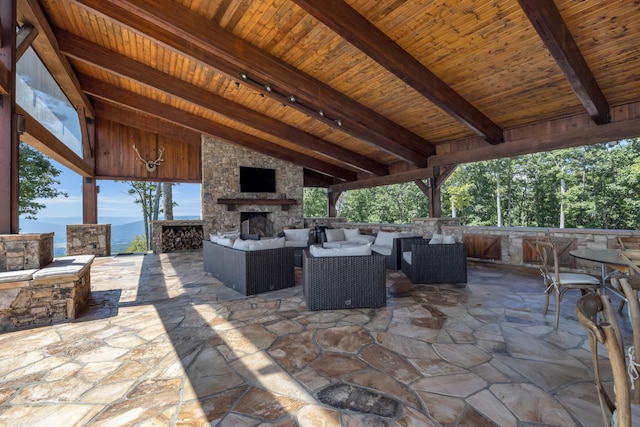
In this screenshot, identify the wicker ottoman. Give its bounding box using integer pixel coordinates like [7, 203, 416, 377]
[302, 249, 386, 310]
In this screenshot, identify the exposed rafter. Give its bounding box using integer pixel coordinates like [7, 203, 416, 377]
[518, 0, 610, 125]
[16, 0, 94, 118]
[0, 61, 8, 95]
[57, 29, 386, 177]
[68, 0, 433, 166]
[16, 24, 37, 59]
[80, 76, 358, 182]
[291, 0, 504, 145]
[17, 107, 93, 177]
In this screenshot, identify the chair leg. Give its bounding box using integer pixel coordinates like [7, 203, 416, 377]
[543, 289, 550, 315]
[554, 291, 561, 329]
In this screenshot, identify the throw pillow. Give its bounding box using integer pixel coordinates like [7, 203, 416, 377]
[232, 238, 252, 250]
[217, 237, 235, 247]
[283, 228, 310, 242]
[442, 234, 456, 244]
[429, 233, 443, 244]
[325, 228, 346, 242]
[374, 231, 399, 246]
[247, 236, 285, 251]
[343, 228, 361, 240]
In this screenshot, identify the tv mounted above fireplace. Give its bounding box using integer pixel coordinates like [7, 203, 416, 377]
[239, 166, 276, 193]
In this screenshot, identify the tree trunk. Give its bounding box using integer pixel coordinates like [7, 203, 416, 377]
[152, 182, 162, 221]
[496, 178, 503, 227]
[559, 178, 565, 228]
[163, 182, 173, 220]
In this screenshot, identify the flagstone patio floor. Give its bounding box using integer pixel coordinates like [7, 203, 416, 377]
[0, 250, 633, 426]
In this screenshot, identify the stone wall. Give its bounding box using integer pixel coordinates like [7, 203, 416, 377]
[66, 224, 111, 256]
[304, 217, 459, 236]
[301, 218, 636, 275]
[443, 225, 639, 275]
[201, 136, 304, 237]
[0, 257, 93, 331]
[0, 233, 53, 272]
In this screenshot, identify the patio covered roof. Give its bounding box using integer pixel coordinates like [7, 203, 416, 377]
[1, 0, 640, 229]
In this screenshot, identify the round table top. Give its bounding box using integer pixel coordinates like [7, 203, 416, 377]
[569, 248, 626, 266]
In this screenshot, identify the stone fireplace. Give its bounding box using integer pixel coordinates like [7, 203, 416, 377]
[201, 136, 304, 237]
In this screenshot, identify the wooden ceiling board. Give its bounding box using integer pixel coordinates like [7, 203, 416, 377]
[24, 0, 640, 188]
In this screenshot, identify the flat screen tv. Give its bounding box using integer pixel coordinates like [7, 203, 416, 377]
[239, 166, 276, 193]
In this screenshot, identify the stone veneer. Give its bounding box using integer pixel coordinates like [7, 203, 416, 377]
[201, 136, 304, 237]
[0, 233, 54, 272]
[67, 224, 111, 256]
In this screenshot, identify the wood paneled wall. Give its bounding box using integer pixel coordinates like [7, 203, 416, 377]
[95, 119, 201, 183]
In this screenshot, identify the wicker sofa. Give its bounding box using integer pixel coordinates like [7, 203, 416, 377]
[203, 240, 295, 295]
[302, 248, 386, 310]
[400, 237, 467, 284]
[321, 228, 416, 270]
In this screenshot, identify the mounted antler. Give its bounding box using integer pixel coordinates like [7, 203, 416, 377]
[133, 144, 165, 172]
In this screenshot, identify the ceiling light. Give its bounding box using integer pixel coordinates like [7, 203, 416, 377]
[288, 95, 296, 103]
[240, 72, 248, 80]
[335, 119, 342, 126]
[318, 110, 324, 117]
[265, 84, 272, 92]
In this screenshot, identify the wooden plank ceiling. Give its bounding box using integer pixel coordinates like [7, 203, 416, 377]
[14, 0, 640, 188]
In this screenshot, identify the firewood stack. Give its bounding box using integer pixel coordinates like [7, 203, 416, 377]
[161, 226, 204, 252]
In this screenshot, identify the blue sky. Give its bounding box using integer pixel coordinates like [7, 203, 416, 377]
[20, 157, 202, 227]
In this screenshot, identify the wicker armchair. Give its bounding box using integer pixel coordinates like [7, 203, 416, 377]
[401, 238, 467, 284]
[302, 249, 386, 310]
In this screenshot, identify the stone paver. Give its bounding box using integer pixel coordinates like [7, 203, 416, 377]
[0, 251, 633, 426]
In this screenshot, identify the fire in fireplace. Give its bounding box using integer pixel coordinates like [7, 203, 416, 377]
[240, 212, 273, 237]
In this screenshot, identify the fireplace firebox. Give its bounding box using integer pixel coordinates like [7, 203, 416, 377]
[240, 212, 273, 237]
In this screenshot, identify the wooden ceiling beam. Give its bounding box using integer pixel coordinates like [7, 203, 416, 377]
[16, 0, 94, 118]
[304, 170, 338, 188]
[329, 168, 435, 193]
[292, 0, 504, 145]
[430, 117, 640, 168]
[57, 30, 385, 176]
[80, 76, 357, 182]
[0, 61, 8, 95]
[518, 0, 610, 125]
[17, 106, 94, 177]
[68, 0, 432, 166]
[16, 24, 37, 60]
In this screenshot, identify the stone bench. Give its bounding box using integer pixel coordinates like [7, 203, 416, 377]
[0, 255, 95, 332]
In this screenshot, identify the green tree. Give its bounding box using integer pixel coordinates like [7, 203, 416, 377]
[337, 183, 428, 223]
[123, 181, 163, 250]
[303, 188, 327, 217]
[19, 142, 68, 220]
[125, 234, 147, 252]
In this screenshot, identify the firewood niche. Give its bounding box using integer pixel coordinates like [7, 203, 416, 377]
[152, 220, 204, 253]
[217, 198, 298, 211]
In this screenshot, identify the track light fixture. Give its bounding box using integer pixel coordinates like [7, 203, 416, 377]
[236, 71, 345, 129]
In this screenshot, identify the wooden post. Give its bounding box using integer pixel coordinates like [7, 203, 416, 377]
[81, 114, 97, 223]
[0, 0, 19, 234]
[327, 191, 341, 217]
